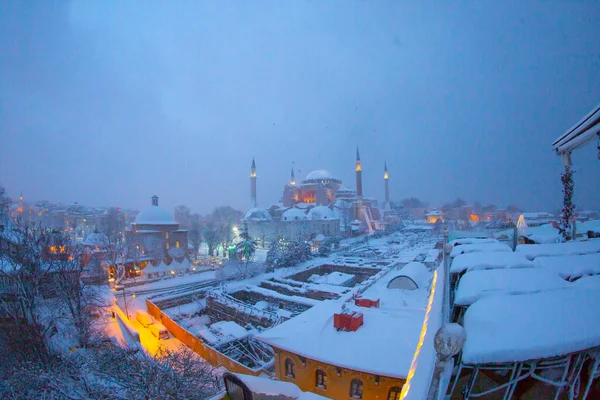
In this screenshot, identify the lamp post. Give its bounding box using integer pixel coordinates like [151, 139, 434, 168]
[122, 285, 129, 319]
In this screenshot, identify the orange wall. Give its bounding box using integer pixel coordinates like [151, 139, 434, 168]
[273, 348, 405, 400]
[146, 300, 270, 377]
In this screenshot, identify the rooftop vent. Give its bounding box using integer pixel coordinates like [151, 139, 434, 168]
[334, 310, 363, 332]
[354, 297, 380, 308]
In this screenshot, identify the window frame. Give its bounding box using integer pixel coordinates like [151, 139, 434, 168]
[285, 358, 295, 379]
[349, 378, 363, 399]
[316, 368, 327, 389]
[388, 386, 401, 400]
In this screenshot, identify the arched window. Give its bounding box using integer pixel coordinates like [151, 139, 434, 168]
[316, 369, 327, 389]
[285, 358, 295, 379]
[388, 386, 402, 400]
[176, 240, 180, 248]
[350, 378, 363, 399]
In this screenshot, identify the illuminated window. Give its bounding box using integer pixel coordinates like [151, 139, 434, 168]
[388, 386, 401, 400]
[316, 369, 327, 389]
[285, 358, 295, 379]
[350, 379, 363, 399]
[166, 242, 170, 249]
[176, 241, 180, 248]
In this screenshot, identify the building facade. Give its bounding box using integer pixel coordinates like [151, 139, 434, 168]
[125, 195, 188, 264]
[272, 348, 405, 400]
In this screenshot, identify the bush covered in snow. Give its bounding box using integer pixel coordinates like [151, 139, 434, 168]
[265, 240, 312, 268]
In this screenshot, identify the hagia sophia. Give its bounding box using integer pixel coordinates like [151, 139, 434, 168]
[244, 148, 395, 244]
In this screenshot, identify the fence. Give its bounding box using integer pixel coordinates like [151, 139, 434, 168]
[146, 299, 270, 376]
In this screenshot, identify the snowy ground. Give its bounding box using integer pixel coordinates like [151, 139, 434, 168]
[103, 229, 441, 398]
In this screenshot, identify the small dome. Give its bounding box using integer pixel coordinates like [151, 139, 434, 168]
[387, 262, 431, 290]
[281, 207, 307, 221]
[244, 208, 272, 221]
[135, 205, 177, 225]
[307, 205, 336, 220]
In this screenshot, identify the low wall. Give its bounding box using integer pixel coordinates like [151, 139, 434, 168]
[146, 299, 269, 377]
[286, 264, 380, 285]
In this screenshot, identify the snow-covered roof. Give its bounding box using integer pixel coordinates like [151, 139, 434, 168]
[230, 374, 328, 399]
[462, 289, 600, 364]
[535, 252, 600, 280]
[454, 269, 569, 307]
[244, 207, 272, 222]
[449, 238, 498, 247]
[257, 300, 425, 379]
[574, 274, 600, 289]
[516, 240, 600, 260]
[281, 207, 307, 221]
[552, 101, 600, 155]
[336, 185, 354, 193]
[82, 232, 109, 247]
[256, 267, 432, 379]
[134, 205, 177, 225]
[450, 242, 511, 258]
[307, 205, 336, 221]
[580, 219, 600, 233]
[521, 212, 555, 220]
[426, 209, 443, 216]
[303, 169, 337, 182]
[450, 252, 533, 274]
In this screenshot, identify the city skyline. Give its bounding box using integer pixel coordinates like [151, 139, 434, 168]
[1, 1, 599, 213]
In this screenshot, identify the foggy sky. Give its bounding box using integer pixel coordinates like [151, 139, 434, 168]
[1, 1, 599, 215]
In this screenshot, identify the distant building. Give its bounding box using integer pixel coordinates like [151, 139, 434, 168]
[244, 149, 388, 244]
[125, 195, 188, 264]
[425, 209, 444, 224]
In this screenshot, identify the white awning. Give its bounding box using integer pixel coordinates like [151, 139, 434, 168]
[552, 102, 600, 155]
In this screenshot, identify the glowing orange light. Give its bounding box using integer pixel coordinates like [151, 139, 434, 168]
[400, 269, 438, 399]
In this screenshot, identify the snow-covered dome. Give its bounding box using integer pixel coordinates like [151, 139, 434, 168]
[135, 205, 177, 225]
[307, 205, 336, 220]
[336, 185, 353, 193]
[281, 207, 307, 221]
[303, 169, 342, 184]
[244, 208, 272, 222]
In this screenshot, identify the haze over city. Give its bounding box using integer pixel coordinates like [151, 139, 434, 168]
[1, 1, 599, 213]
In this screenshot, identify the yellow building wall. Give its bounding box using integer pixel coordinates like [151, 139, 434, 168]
[274, 348, 405, 400]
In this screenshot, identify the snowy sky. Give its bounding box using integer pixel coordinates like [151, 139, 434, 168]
[1, 1, 599, 214]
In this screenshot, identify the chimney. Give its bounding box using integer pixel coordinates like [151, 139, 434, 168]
[334, 310, 363, 331]
[151, 195, 158, 206]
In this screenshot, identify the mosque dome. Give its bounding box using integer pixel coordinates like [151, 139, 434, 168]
[303, 169, 342, 184]
[244, 208, 272, 222]
[307, 206, 336, 220]
[135, 205, 177, 225]
[281, 207, 308, 221]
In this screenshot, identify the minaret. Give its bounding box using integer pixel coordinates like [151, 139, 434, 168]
[355, 147, 363, 200]
[18, 192, 23, 214]
[290, 167, 296, 186]
[151, 195, 158, 206]
[384, 162, 390, 210]
[250, 157, 257, 208]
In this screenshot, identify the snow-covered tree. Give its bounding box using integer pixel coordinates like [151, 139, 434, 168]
[234, 222, 256, 264]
